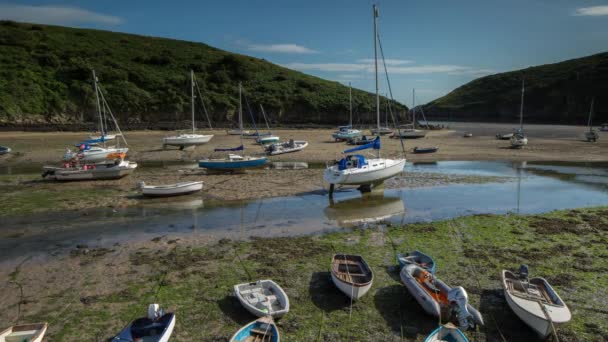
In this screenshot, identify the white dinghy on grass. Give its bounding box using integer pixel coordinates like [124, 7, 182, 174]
[0, 323, 47, 342]
[140, 181, 203, 197]
[234, 279, 290, 318]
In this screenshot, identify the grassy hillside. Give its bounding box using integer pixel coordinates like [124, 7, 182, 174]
[424, 52, 608, 124]
[0, 21, 406, 128]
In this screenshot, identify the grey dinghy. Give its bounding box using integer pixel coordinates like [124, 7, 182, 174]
[234, 279, 290, 318]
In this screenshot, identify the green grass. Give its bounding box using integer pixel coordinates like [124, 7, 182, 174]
[8, 207, 608, 341]
[0, 20, 406, 126]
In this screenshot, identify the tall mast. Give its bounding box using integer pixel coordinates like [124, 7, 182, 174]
[412, 88, 416, 128]
[92, 70, 103, 137]
[519, 78, 525, 130]
[588, 97, 595, 131]
[373, 4, 380, 131]
[238, 82, 243, 132]
[191, 70, 195, 133]
[349, 82, 352, 127]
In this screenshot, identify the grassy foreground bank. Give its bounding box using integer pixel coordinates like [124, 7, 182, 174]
[5, 207, 608, 341]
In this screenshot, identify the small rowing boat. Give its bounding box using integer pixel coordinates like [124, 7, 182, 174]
[230, 316, 279, 342]
[234, 279, 290, 318]
[413, 146, 438, 154]
[0, 323, 47, 342]
[331, 254, 373, 300]
[424, 323, 468, 342]
[112, 304, 175, 342]
[140, 181, 203, 197]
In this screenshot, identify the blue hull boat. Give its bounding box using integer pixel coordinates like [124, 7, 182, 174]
[198, 155, 267, 170]
[397, 250, 436, 273]
[425, 324, 468, 342]
[230, 317, 279, 342]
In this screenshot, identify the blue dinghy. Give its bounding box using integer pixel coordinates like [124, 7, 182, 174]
[425, 323, 468, 342]
[230, 316, 279, 342]
[397, 250, 436, 273]
[199, 145, 267, 170]
[112, 304, 175, 342]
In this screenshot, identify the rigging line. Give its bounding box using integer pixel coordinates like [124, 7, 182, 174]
[193, 77, 213, 129]
[242, 91, 260, 135]
[376, 27, 407, 158]
[413, 91, 431, 129]
[97, 85, 128, 146]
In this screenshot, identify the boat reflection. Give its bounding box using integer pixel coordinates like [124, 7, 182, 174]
[324, 192, 406, 226]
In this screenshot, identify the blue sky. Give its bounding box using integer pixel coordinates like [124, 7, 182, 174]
[1, 1, 607, 105]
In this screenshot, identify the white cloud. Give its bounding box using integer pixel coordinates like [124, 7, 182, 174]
[284, 61, 493, 75]
[0, 4, 123, 25]
[357, 58, 414, 65]
[247, 43, 318, 54]
[574, 5, 608, 16]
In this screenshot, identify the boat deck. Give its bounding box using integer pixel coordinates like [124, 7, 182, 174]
[332, 258, 371, 284]
[506, 278, 553, 304]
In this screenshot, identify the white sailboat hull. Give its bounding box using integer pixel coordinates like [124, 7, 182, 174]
[324, 158, 405, 185]
[89, 134, 117, 141]
[81, 147, 129, 162]
[163, 134, 214, 146]
[392, 129, 427, 139]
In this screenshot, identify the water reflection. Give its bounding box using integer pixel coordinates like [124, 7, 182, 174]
[324, 191, 406, 226]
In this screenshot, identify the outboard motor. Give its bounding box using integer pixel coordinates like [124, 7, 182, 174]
[517, 264, 529, 280]
[448, 286, 473, 330]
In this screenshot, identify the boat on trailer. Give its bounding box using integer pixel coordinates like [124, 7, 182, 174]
[265, 140, 308, 155]
[234, 279, 290, 318]
[0, 322, 47, 342]
[400, 263, 484, 330]
[331, 254, 373, 300]
[424, 323, 468, 342]
[230, 316, 279, 342]
[397, 250, 436, 273]
[501, 265, 571, 338]
[140, 181, 203, 197]
[112, 304, 175, 342]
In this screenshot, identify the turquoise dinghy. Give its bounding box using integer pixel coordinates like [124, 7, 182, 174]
[425, 323, 468, 342]
[397, 250, 436, 273]
[230, 317, 279, 342]
[198, 145, 266, 170]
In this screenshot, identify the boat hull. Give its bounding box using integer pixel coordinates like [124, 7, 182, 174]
[0, 323, 48, 342]
[424, 325, 468, 342]
[198, 157, 267, 170]
[112, 313, 175, 342]
[324, 158, 405, 186]
[510, 137, 528, 148]
[44, 162, 137, 181]
[257, 136, 280, 145]
[142, 181, 203, 197]
[392, 130, 427, 139]
[163, 134, 214, 146]
[81, 147, 129, 162]
[330, 271, 372, 300]
[266, 141, 308, 155]
[234, 280, 290, 318]
[230, 317, 279, 342]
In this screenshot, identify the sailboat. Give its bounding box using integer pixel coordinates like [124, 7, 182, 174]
[332, 83, 362, 141]
[324, 4, 406, 193]
[370, 94, 393, 135]
[163, 70, 214, 148]
[585, 97, 599, 142]
[256, 104, 280, 145]
[510, 78, 528, 148]
[392, 89, 427, 139]
[77, 70, 129, 162]
[198, 83, 267, 170]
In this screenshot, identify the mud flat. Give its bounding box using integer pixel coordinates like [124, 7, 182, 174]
[0, 207, 606, 341]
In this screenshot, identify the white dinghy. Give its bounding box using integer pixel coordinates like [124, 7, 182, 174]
[234, 279, 290, 318]
[230, 316, 279, 342]
[163, 70, 214, 148]
[0, 323, 47, 342]
[140, 181, 203, 197]
[112, 304, 175, 342]
[331, 254, 373, 300]
[265, 140, 308, 155]
[502, 265, 571, 339]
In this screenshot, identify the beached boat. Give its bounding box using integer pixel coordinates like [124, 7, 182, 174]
[77, 145, 129, 162]
[601, 123, 608, 132]
[42, 159, 137, 181]
[227, 129, 251, 135]
[0, 323, 47, 342]
[163, 70, 214, 148]
[496, 133, 514, 140]
[112, 304, 175, 342]
[424, 323, 468, 342]
[347, 135, 375, 145]
[501, 265, 571, 338]
[140, 181, 203, 197]
[397, 250, 436, 273]
[331, 254, 373, 300]
[332, 83, 362, 141]
[400, 264, 484, 330]
[370, 127, 393, 136]
[585, 98, 599, 142]
[265, 140, 308, 155]
[392, 124, 427, 139]
[0, 146, 11, 155]
[234, 279, 290, 318]
[230, 316, 279, 342]
[256, 135, 280, 145]
[510, 79, 528, 148]
[463, 132, 473, 138]
[413, 146, 439, 154]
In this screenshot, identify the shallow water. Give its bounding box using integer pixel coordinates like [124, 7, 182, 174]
[1, 161, 607, 262]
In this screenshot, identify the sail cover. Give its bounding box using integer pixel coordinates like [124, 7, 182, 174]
[343, 137, 381, 154]
[214, 145, 244, 152]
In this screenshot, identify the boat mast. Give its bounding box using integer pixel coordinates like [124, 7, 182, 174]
[588, 97, 595, 132]
[92, 70, 104, 140]
[191, 70, 196, 134]
[412, 88, 416, 129]
[238, 82, 243, 133]
[373, 4, 380, 132]
[349, 82, 352, 127]
[519, 78, 525, 130]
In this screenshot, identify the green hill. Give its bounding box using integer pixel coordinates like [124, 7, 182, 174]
[0, 20, 406, 128]
[424, 52, 608, 124]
